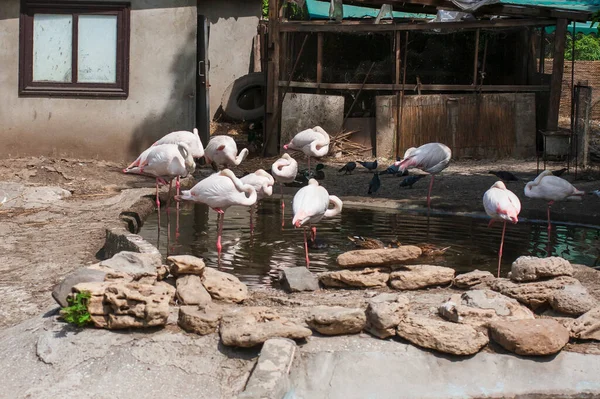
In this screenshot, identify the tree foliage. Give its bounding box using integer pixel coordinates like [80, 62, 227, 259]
[565, 33, 600, 61]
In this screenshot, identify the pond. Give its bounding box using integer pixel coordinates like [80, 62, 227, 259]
[139, 199, 600, 287]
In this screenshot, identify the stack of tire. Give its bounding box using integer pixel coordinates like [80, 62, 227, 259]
[220, 72, 265, 122]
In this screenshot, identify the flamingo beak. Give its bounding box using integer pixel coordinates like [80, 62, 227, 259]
[283, 144, 289, 150]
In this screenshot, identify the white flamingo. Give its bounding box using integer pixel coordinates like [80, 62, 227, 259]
[271, 153, 299, 225]
[124, 143, 195, 243]
[240, 169, 275, 233]
[292, 179, 343, 266]
[283, 126, 329, 172]
[204, 135, 249, 169]
[525, 170, 584, 251]
[175, 169, 257, 257]
[483, 181, 521, 277]
[394, 142, 451, 211]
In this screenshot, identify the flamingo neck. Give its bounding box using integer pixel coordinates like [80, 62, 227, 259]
[324, 195, 343, 218]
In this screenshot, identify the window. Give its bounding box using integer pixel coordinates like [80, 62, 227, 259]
[19, 1, 130, 98]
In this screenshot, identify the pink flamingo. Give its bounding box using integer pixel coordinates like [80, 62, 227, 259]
[283, 126, 329, 172]
[204, 136, 249, 169]
[483, 181, 521, 277]
[124, 143, 195, 243]
[240, 169, 275, 234]
[394, 142, 451, 211]
[292, 179, 343, 266]
[175, 169, 257, 257]
[271, 153, 298, 226]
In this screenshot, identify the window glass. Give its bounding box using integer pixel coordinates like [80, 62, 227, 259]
[78, 15, 118, 83]
[33, 14, 73, 82]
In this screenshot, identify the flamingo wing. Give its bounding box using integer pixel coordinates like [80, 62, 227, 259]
[153, 130, 204, 158]
[292, 183, 329, 226]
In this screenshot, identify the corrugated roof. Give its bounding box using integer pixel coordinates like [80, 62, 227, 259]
[502, 0, 600, 12]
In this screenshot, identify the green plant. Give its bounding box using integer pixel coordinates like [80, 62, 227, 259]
[61, 291, 92, 327]
[565, 33, 600, 61]
[262, 0, 269, 19]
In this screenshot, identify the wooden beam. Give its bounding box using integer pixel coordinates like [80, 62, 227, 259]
[546, 18, 568, 131]
[279, 81, 550, 92]
[264, 0, 281, 156]
[473, 29, 480, 86]
[316, 32, 323, 92]
[395, 31, 401, 85]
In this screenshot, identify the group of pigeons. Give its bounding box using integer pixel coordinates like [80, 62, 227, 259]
[338, 159, 425, 195]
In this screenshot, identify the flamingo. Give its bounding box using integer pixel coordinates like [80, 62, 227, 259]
[175, 169, 257, 257]
[204, 136, 249, 169]
[394, 142, 452, 211]
[283, 126, 329, 172]
[271, 153, 298, 225]
[524, 170, 585, 253]
[483, 181, 521, 277]
[292, 179, 343, 266]
[124, 143, 196, 244]
[240, 169, 275, 233]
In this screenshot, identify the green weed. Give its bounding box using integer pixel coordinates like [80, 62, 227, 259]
[61, 291, 92, 327]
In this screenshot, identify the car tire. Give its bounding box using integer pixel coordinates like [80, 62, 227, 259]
[220, 72, 265, 122]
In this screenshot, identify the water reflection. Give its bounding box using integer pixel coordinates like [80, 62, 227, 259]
[140, 199, 600, 288]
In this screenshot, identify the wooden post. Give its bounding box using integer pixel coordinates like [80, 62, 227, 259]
[264, 0, 281, 156]
[317, 32, 323, 93]
[473, 29, 480, 86]
[547, 18, 568, 131]
[394, 31, 401, 158]
[539, 27, 546, 74]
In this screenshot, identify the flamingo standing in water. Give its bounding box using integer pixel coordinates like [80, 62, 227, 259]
[283, 126, 329, 172]
[292, 179, 343, 266]
[124, 143, 196, 243]
[524, 170, 585, 254]
[240, 169, 275, 234]
[271, 153, 298, 225]
[483, 181, 521, 277]
[394, 142, 451, 211]
[175, 169, 257, 257]
[204, 136, 249, 169]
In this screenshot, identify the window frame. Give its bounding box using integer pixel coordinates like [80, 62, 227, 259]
[19, 1, 130, 98]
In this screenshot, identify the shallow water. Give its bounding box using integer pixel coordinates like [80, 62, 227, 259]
[139, 199, 600, 287]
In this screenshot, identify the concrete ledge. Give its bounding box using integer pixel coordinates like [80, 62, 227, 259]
[238, 338, 297, 399]
[103, 227, 161, 259]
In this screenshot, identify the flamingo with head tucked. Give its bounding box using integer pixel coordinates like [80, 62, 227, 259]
[283, 126, 329, 172]
[394, 142, 451, 211]
[271, 153, 298, 225]
[175, 169, 257, 257]
[483, 181, 521, 277]
[204, 136, 249, 170]
[292, 179, 343, 266]
[241, 169, 275, 234]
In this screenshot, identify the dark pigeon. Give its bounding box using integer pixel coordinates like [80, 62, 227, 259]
[358, 160, 378, 171]
[489, 170, 519, 182]
[399, 175, 425, 188]
[368, 173, 381, 194]
[338, 162, 356, 175]
[552, 168, 567, 177]
[379, 163, 400, 176]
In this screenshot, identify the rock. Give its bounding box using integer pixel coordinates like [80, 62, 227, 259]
[52, 268, 106, 307]
[439, 290, 534, 327]
[71, 281, 172, 329]
[279, 267, 319, 293]
[319, 268, 389, 288]
[157, 265, 170, 281]
[201, 267, 248, 303]
[453, 270, 495, 289]
[569, 307, 600, 340]
[389, 265, 455, 290]
[336, 246, 422, 268]
[368, 292, 405, 304]
[220, 307, 312, 347]
[167, 255, 205, 276]
[510, 256, 573, 282]
[99, 251, 162, 276]
[549, 284, 597, 316]
[365, 294, 410, 338]
[176, 275, 212, 306]
[178, 305, 222, 335]
[488, 319, 570, 356]
[396, 314, 489, 356]
[306, 306, 366, 335]
[491, 276, 581, 309]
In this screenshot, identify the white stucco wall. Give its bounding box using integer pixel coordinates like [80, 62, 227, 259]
[0, 0, 197, 161]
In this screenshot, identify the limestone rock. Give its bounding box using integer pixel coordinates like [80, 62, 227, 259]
[99, 251, 162, 276]
[389, 265, 455, 290]
[319, 268, 389, 288]
[336, 246, 422, 268]
[491, 276, 581, 309]
[365, 294, 410, 338]
[453, 270, 495, 289]
[280, 267, 319, 293]
[178, 305, 222, 335]
[306, 306, 366, 335]
[549, 284, 597, 316]
[569, 307, 600, 341]
[367, 292, 403, 304]
[52, 268, 106, 307]
[176, 275, 212, 306]
[488, 319, 569, 356]
[510, 256, 573, 282]
[167, 255, 205, 276]
[220, 307, 312, 347]
[396, 314, 489, 356]
[201, 267, 248, 303]
[439, 290, 534, 327]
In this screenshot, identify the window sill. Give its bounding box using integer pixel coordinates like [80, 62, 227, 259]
[19, 85, 129, 99]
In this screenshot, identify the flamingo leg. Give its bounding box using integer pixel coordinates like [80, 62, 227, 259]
[280, 184, 285, 228]
[307, 156, 311, 173]
[487, 219, 495, 228]
[166, 180, 172, 256]
[155, 178, 161, 248]
[497, 221, 507, 278]
[303, 227, 310, 267]
[311, 226, 317, 242]
[176, 176, 181, 240]
[427, 174, 435, 211]
[547, 200, 554, 257]
[250, 204, 255, 235]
